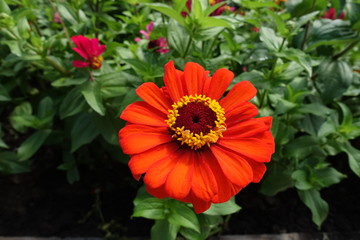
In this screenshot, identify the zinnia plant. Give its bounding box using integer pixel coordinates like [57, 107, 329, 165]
[119, 61, 275, 213]
[71, 35, 106, 70]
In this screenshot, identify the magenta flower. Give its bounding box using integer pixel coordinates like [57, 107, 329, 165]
[135, 22, 169, 54]
[71, 35, 106, 70]
[324, 8, 345, 20]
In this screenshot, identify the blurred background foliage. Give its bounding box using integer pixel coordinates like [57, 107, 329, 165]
[0, 0, 360, 239]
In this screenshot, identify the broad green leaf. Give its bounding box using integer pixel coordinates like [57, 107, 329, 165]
[266, 9, 289, 36]
[60, 86, 86, 119]
[37, 97, 55, 125]
[298, 189, 329, 228]
[200, 17, 231, 29]
[316, 59, 353, 104]
[241, 0, 279, 9]
[0, 84, 10, 101]
[297, 103, 331, 116]
[70, 112, 100, 152]
[51, 77, 87, 87]
[57, 3, 77, 25]
[9, 102, 34, 132]
[151, 219, 180, 240]
[0, 151, 29, 174]
[81, 80, 105, 116]
[259, 27, 284, 51]
[98, 72, 130, 99]
[146, 3, 185, 26]
[277, 48, 312, 76]
[179, 227, 201, 240]
[260, 163, 294, 196]
[17, 16, 30, 39]
[203, 1, 226, 16]
[168, 201, 200, 233]
[292, 11, 320, 34]
[271, 118, 296, 145]
[313, 167, 345, 188]
[286, 0, 327, 18]
[307, 20, 358, 50]
[0, 0, 10, 14]
[94, 114, 121, 145]
[292, 170, 313, 190]
[17, 129, 52, 161]
[203, 197, 241, 216]
[338, 141, 360, 177]
[167, 20, 192, 56]
[133, 189, 167, 220]
[284, 136, 318, 160]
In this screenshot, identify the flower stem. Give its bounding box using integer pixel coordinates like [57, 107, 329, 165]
[182, 35, 193, 58]
[300, 0, 316, 50]
[332, 39, 360, 60]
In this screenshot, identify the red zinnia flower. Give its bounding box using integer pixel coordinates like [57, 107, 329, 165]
[118, 61, 274, 213]
[324, 8, 345, 20]
[71, 35, 106, 70]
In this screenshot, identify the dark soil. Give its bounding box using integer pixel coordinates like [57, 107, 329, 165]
[0, 149, 359, 238]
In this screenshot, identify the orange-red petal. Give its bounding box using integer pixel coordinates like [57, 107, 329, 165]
[144, 148, 181, 189]
[136, 82, 172, 115]
[128, 142, 180, 180]
[165, 149, 194, 199]
[121, 101, 167, 127]
[163, 61, 185, 102]
[220, 81, 257, 112]
[247, 160, 267, 183]
[191, 151, 218, 201]
[224, 117, 272, 138]
[204, 68, 234, 100]
[211, 145, 253, 187]
[204, 150, 242, 203]
[225, 102, 259, 127]
[119, 124, 173, 155]
[217, 136, 274, 163]
[189, 192, 212, 214]
[183, 62, 207, 95]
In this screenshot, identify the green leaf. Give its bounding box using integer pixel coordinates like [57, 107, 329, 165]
[266, 9, 289, 36]
[200, 17, 231, 29]
[0, 0, 11, 14]
[133, 188, 167, 220]
[60, 86, 86, 119]
[297, 103, 331, 116]
[58, 152, 79, 184]
[37, 97, 55, 125]
[316, 59, 353, 104]
[51, 77, 87, 87]
[259, 27, 284, 51]
[151, 219, 180, 240]
[284, 136, 318, 160]
[277, 48, 312, 76]
[17, 129, 51, 161]
[298, 189, 329, 228]
[146, 3, 185, 26]
[57, 3, 78, 25]
[0, 84, 11, 101]
[167, 20, 192, 56]
[70, 112, 100, 152]
[313, 167, 345, 188]
[241, 0, 279, 9]
[98, 72, 130, 99]
[168, 201, 200, 233]
[286, 0, 327, 18]
[203, 197, 241, 216]
[292, 170, 313, 190]
[307, 20, 358, 50]
[17, 16, 30, 39]
[9, 102, 35, 132]
[292, 11, 320, 34]
[260, 163, 294, 196]
[338, 141, 360, 177]
[81, 80, 105, 116]
[0, 151, 29, 174]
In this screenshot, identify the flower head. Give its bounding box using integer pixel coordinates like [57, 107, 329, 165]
[324, 8, 345, 20]
[71, 35, 106, 70]
[119, 61, 274, 213]
[182, 0, 234, 17]
[53, 12, 61, 24]
[135, 22, 169, 54]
